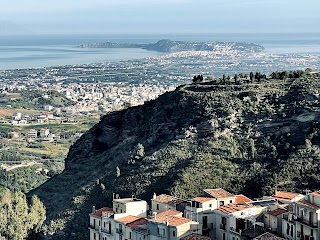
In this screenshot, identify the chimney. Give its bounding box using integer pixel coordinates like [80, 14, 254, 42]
[113, 193, 115, 200]
[92, 206, 96, 214]
[153, 192, 157, 200]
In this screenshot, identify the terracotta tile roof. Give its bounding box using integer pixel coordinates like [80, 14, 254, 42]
[215, 203, 254, 214]
[116, 215, 140, 224]
[91, 207, 113, 217]
[235, 195, 252, 204]
[272, 191, 300, 201]
[126, 218, 149, 227]
[151, 210, 190, 227]
[192, 197, 214, 203]
[269, 208, 287, 216]
[153, 194, 183, 205]
[182, 233, 214, 240]
[203, 188, 234, 198]
[255, 232, 285, 240]
[311, 191, 320, 197]
[155, 210, 182, 221]
[166, 216, 192, 227]
[297, 200, 320, 210]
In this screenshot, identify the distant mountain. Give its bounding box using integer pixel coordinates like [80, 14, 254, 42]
[77, 39, 264, 53]
[31, 71, 320, 239]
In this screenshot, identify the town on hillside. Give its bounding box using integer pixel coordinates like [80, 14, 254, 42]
[89, 188, 319, 240]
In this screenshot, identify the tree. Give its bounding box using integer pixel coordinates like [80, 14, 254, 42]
[0, 190, 46, 239]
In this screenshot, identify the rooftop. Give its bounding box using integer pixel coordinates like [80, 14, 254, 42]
[182, 233, 214, 240]
[153, 194, 183, 205]
[113, 198, 145, 203]
[297, 199, 320, 211]
[272, 191, 301, 201]
[91, 207, 113, 217]
[255, 232, 285, 240]
[151, 210, 191, 227]
[155, 209, 182, 221]
[203, 188, 234, 199]
[126, 218, 149, 227]
[269, 208, 287, 216]
[192, 197, 214, 203]
[115, 215, 141, 224]
[235, 194, 252, 204]
[311, 191, 320, 197]
[215, 203, 255, 214]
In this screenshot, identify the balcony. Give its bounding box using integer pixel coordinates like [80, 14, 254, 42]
[296, 217, 318, 228]
[157, 234, 166, 239]
[220, 224, 226, 230]
[229, 227, 241, 235]
[282, 213, 295, 223]
[101, 229, 113, 235]
[116, 229, 124, 235]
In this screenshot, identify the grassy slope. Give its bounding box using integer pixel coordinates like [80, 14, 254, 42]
[31, 75, 320, 239]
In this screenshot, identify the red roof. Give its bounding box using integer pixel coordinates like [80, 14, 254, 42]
[116, 215, 141, 224]
[152, 210, 190, 227]
[153, 194, 183, 205]
[272, 191, 300, 201]
[155, 210, 182, 221]
[297, 200, 320, 210]
[235, 195, 252, 204]
[192, 197, 214, 203]
[311, 191, 320, 197]
[255, 232, 285, 240]
[204, 189, 234, 198]
[91, 207, 113, 217]
[182, 234, 214, 240]
[126, 218, 149, 227]
[215, 203, 254, 214]
[269, 208, 287, 216]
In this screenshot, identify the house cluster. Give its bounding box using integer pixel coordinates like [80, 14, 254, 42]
[10, 127, 60, 143]
[89, 189, 320, 240]
[11, 111, 55, 125]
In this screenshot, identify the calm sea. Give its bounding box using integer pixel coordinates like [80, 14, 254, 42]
[0, 33, 320, 70]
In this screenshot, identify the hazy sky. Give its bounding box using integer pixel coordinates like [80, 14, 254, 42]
[0, 0, 319, 34]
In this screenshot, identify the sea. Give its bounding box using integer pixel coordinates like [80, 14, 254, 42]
[0, 33, 320, 70]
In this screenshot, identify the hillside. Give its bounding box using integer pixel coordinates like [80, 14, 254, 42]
[31, 72, 320, 239]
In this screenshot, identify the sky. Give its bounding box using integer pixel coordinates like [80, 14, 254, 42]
[0, 0, 319, 34]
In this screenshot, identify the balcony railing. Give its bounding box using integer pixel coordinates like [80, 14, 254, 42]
[229, 227, 241, 234]
[101, 229, 113, 235]
[116, 229, 123, 234]
[296, 217, 318, 228]
[220, 224, 226, 230]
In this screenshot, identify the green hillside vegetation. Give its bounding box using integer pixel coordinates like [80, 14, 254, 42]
[0, 190, 46, 239]
[31, 70, 320, 239]
[0, 90, 74, 110]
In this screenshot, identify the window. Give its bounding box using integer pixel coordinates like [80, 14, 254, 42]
[94, 233, 96, 240]
[229, 200, 232, 203]
[232, 237, 235, 240]
[129, 232, 132, 239]
[104, 222, 106, 228]
[209, 204, 212, 208]
[157, 204, 159, 210]
[223, 233, 226, 240]
[219, 201, 224, 206]
[173, 230, 176, 237]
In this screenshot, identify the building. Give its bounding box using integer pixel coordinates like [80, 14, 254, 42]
[151, 193, 184, 214]
[113, 197, 148, 217]
[148, 210, 201, 240]
[89, 207, 114, 240]
[213, 202, 265, 240]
